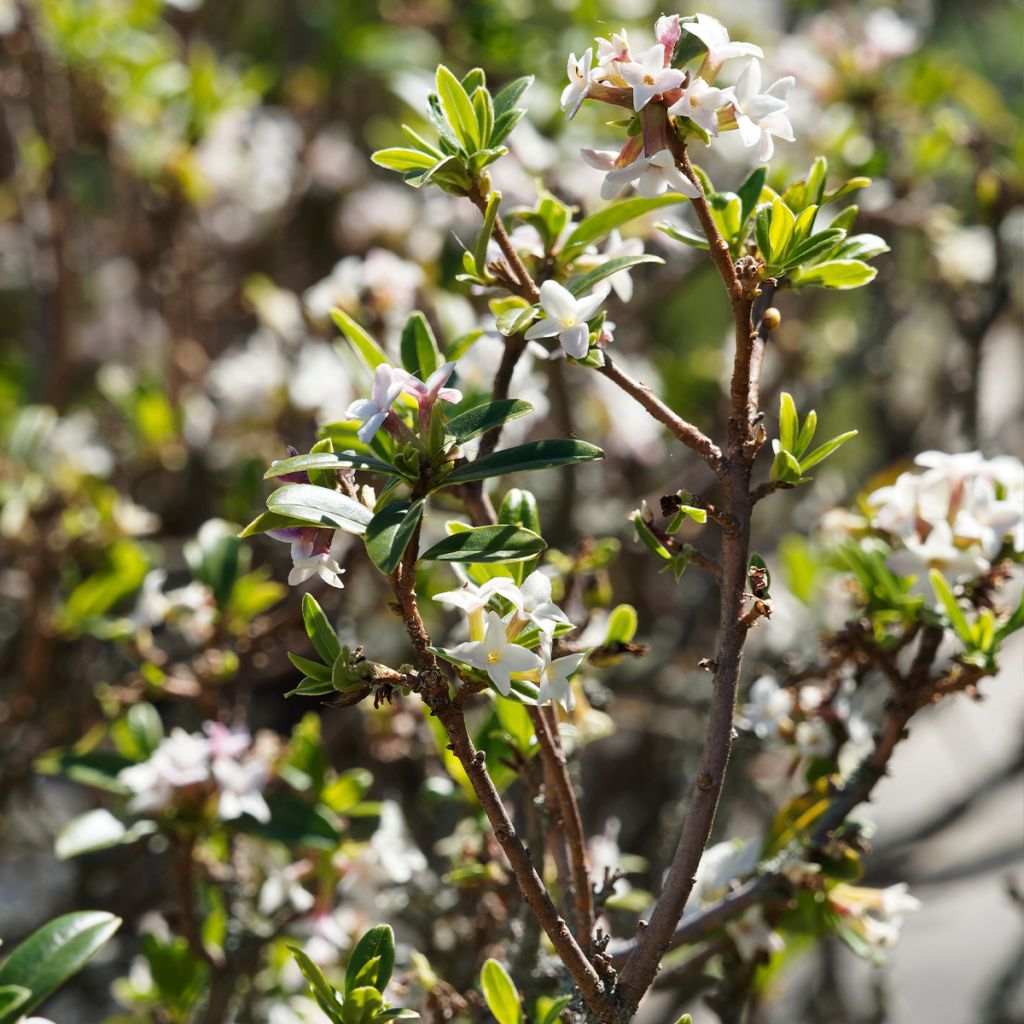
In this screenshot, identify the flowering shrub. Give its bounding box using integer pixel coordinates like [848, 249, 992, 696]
[0, 2, 1021, 1023]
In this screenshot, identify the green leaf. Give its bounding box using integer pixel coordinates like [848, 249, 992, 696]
[55, 808, 144, 860]
[566, 254, 663, 296]
[794, 409, 818, 458]
[495, 698, 534, 754]
[799, 430, 858, 471]
[655, 219, 709, 249]
[34, 749, 132, 794]
[737, 166, 767, 226]
[264, 452, 400, 479]
[480, 959, 522, 1024]
[435, 64, 480, 150]
[371, 148, 437, 173]
[110, 701, 164, 761]
[778, 392, 799, 454]
[471, 86, 494, 154]
[365, 500, 424, 575]
[768, 198, 796, 261]
[605, 604, 638, 644]
[302, 593, 342, 663]
[0, 988, 29, 1022]
[330, 308, 389, 371]
[492, 75, 533, 121]
[929, 570, 972, 642]
[444, 439, 603, 485]
[831, 233, 890, 262]
[770, 449, 804, 484]
[289, 946, 344, 1024]
[421, 525, 546, 563]
[288, 651, 332, 682]
[444, 328, 484, 361]
[789, 259, 877, 290]
[709, 191, 742, 244]
[754, 204, 772, 261]
[780, 228, 847, 270]
[233, 795, 340, 849]
[561, 195, 689, 262]
[535, 994, 573, 1024]
[474, 190, 502, 276]
[446, 400, 533, 444]
[0, 911, 121, 1024]
[791, 204, 818, 245]
[346, 925, 395, 995]
[267, 484, 373, 535]
[400, 312, 442, 380]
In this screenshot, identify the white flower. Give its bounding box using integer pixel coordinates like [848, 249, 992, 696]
[603, 150, 701, 201]
[524, 280, 609, 359]
[619, 45, 684, 112]
[288, 534, 346, 590]
[450, 610, 543, 696]
[259, 859, 315, 916]
[366, 801, 428, 884]
[725, 906, 784, 961]
[132, 570, 171, 629]
[433, 576, 523, 641]
[213, 756, 271, 823]
[117, 728, 212, 815]
[686, 838, 761, 913]
[667, 76, 735, 137]
[887, 519, 989, 592]
[794, 717, 833, 759]
[345, 364, 405, 444]
[682, 13, 763, 68]
[596, 28, 631, 67]
[516, 570, 573, 635]
[561, 48, 594, 119]
[537, 637, 585, 712]
[732, 60, 796, 162]
[736, 676, 793, 740]
[397, 360, 463, 408]
[830, 882, 921, 951]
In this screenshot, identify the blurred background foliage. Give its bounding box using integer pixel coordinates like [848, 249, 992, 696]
[0, 0, 1021, 1021]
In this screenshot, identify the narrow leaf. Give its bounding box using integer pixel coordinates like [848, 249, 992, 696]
[420, 525, 546, 564]
[444, 439, 603, 485]
[561, 195, 688, 261]
[346, 925, 396, 995]
[480, 958, 522, 1024]
[330, 308, 389, 371]
[365, 500, 424, 575]
[400, 312, 442, 380]
[446, 399, 533, 443]
[435, 64, 480, 150]
[566, 254, 662, 297]
[267, 484, 373, 535]
[799, 430, 858, 471]
[264, 452, 400, 479]
[302, 593, 342, 664]
[474, 190, 502, 276]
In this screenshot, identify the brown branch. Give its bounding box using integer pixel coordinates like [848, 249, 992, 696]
[530, 705, 595, 953]
[617, 144, 766, 1018]
[595, 355, 722, 470]
[386, 525, 615, 1020]
[688, 547, 723, 580]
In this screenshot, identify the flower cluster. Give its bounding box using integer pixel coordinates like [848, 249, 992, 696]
[736, 675, 872, 771]
[435, 571, 585, 709]
[117, 722, 273, 823]
[865, 450, 1023, 595]
[563, 12, 796, 202]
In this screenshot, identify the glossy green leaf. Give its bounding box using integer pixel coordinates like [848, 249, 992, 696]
[435, 64, 479, 150]
[492, 76, 533, 121]
[364, 500, 424, 575]
[400, 312, 442, 380]
[794, 409, 818, 458]
[266, 484, 373, 535]
[535, 994, 573, 1024]
[768, 198, 796, 260]
[264, 452, 400, 479]
[445, 439, 603, 485]
[778, 392, 798, 453]
[566, 254, 663, 296]
[302, 593, 342, 664]
[0, 988, 29, 1022]
[55, 809, 156, 860]
[790, 259, 877, 290]
[331, 308, 389, 371]
[474, 190, 502, 275]
[346, 925, 395, 995]
[605, 604, 638, 644]
[480, 958, 522, 1024]
[287, 651, 331, 682]
[446, 400, 533, 444]
[420, 525, 546, 563]
[799, 430, 858, 470]
[770, 449, 803, 484]
[289, 946, 344, 1024]
[561, 194, 689, 262]
[655, 219, 709, 249]
[737, 166, 767, 226]
[0, 911, 121, 1024]
[371, 148, 437, 173]
[831, 233, 890, 262]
